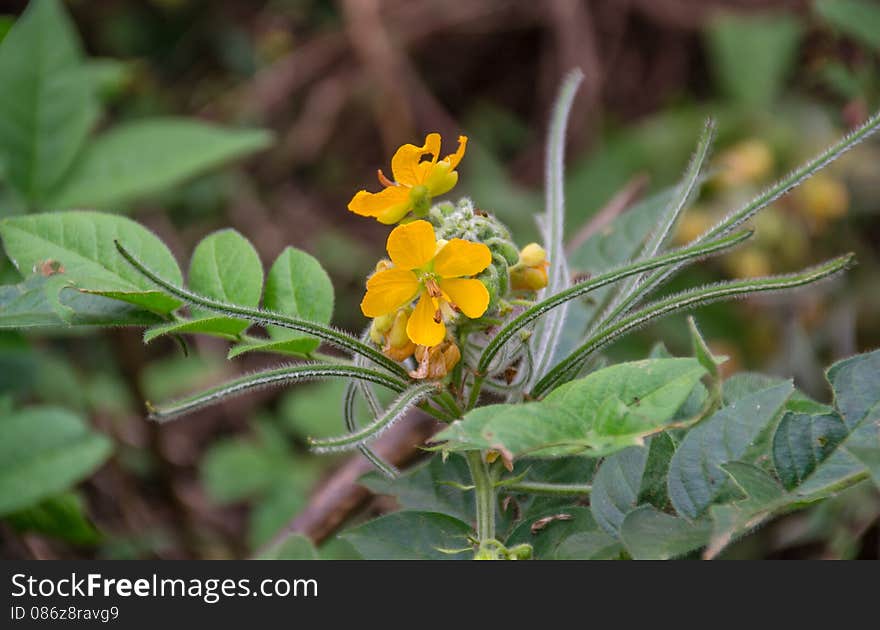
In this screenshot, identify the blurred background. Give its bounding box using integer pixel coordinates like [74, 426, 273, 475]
[0, 0, 878, 559]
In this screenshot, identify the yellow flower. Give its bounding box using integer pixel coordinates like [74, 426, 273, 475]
[348, 133, 468, 224]
[361, 220, 491, 347]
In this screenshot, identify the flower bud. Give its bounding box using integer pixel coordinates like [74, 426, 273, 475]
[369, 312, 394, 344]
[487, 237, 520, 267]
[518, 243, 547, 267]
[383, 308, 416, 361]
[510, 266, 549, 291]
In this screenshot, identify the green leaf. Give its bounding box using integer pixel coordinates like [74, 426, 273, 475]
[772, 411, 848, 490]
[144, 229, 262, 341]
[553, 531, 622, 560]
[688, 316, 726, 378]
[248, 474, 312, 549]
[4, 492, 100, 546]
[619, 505, 711, 560]
[705, 462, 789, 559]
[189, 229, 263, 315]
[0, 0, 98, 205]
[360, 455, 474, 523]
[705, 13, 803, 107]
[0, 275, 162, 329]
[0, 406, 112, 515]
[590, 433, 675, 535]
[48, 118, 272, 209]
[0, 211, 183, 313]
[229, 247, 333, 358]
[788, 349, 880, 497]
[437, 359, 705, 460]
[341, 511, 473, 560]
[847, 444, 880, 488]
[505, 507, 605, 560]
[256, 533, 319, 560]
[667, 381, 793, 519]
[200, 438, 280, 505]
[814, 0, 880, 51]
[528, 70, 582, 389]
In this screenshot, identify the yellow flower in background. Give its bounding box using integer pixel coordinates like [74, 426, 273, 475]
[361, 220, 491, 347]
[348, 133, 468, 224]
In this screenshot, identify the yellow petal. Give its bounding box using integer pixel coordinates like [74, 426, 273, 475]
[406, 291, 446, 347]
[386, 220, 437, 270]
[433, 239, 492, 278]
[348, 186, 411, 219]
[442, 135, 468, 170]
[424, 163, 458, 197]
[391, 133, 441, 186]
[361, 268, 420, 317]
[439, 278, 490, 319]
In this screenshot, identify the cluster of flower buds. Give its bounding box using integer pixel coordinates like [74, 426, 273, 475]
[349, 133, 549, 381]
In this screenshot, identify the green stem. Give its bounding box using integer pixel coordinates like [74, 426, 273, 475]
[466, 374, 485, 411]
[466, 451, 495, 542]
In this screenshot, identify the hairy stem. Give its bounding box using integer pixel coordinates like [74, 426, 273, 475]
[533, 254, 854, 398]
[466, 451, 496, 542]
[115, 241, 408, 379]
[148, 363, 408, 422]
[477, 230, 750, 375]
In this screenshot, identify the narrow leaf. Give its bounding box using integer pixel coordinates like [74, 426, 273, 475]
[533, 254, 853, 397]
[49, 118, 272, 209]
[149, 364, 408, 422]
[309, 382, 435, 452]
[0, 0, 98, 204]
[527, 70, 583, 388]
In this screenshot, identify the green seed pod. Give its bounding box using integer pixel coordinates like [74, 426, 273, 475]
[486, 237, 520, 267]
[491, 252, 510, 298]
[477, 262, 502, 312]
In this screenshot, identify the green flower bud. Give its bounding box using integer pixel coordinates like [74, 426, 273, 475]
[487, 237, 520, 266]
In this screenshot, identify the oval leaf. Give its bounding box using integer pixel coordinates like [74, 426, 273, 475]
[341, 511, 472, 560]
[667, 381, 793, 519]
[0, 406, 112, 515]
[435, 358, 706, 460]
[230, 246, 334, 357]
[145, 229, 263, 341]
[0, 211, 184, 313]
